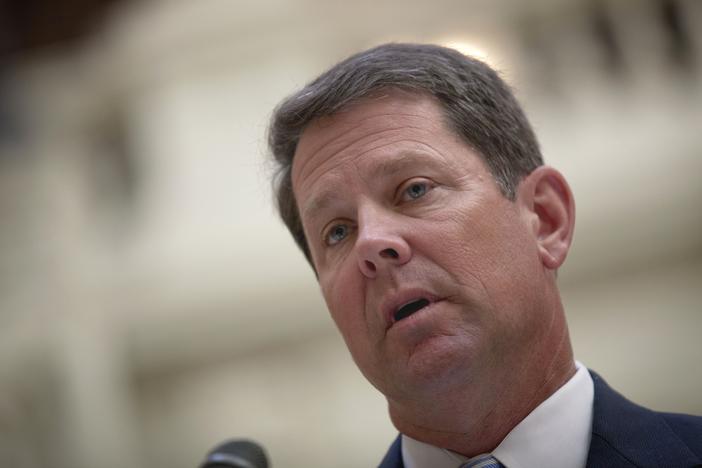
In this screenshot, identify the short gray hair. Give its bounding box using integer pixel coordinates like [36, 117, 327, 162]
[268, 43, 543, 265]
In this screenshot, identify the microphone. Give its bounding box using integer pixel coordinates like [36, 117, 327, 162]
[199, 439, 269, 468]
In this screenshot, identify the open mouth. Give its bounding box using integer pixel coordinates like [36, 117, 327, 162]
[394, 298, 431, 322]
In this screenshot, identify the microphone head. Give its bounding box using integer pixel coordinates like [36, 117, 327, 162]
[200, 439, 269, 468]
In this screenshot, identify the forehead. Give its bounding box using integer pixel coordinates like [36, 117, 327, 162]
[291, 91, 459, 197]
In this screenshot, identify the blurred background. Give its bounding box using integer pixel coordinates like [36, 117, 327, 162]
[0, 0, 701, 467]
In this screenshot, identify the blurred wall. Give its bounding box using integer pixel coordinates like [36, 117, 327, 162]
[0, 0, 701, 467]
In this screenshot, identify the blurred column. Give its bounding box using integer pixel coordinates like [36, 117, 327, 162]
[36, 129, 142, 468]
[0, 53, 143, 467]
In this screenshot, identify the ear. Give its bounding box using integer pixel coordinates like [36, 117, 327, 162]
[518, 166, 575, 270]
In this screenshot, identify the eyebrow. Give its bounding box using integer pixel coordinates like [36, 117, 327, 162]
[301, 191, 342, 224]
[375, 152, 418, 178]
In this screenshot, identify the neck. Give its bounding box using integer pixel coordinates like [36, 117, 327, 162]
[387, 313, 576, 457]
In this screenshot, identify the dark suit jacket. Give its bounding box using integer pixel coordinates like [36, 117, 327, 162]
[378, 371, 702, 467]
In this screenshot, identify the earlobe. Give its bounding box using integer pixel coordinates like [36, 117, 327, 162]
[521, 166, 576, 270]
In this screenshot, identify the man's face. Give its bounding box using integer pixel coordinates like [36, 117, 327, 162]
[291, 91, 556, 403]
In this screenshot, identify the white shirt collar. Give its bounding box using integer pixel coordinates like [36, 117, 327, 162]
[401, 361, 594, 468]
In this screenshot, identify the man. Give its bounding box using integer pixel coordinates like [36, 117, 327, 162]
[267, 43, 702, 467]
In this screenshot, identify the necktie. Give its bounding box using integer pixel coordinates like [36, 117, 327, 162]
[460, 454, 505, 468]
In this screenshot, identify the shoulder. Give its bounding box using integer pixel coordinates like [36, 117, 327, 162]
[588, 370, 702, 466]
[659, 411, 702, 453]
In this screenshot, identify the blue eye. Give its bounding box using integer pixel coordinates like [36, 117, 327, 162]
[404, 181, 428, 200]
[325, 223, 350, 246]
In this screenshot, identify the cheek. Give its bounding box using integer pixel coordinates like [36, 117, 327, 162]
[320, 266, 382, 379]
[320, 262, 367, 340]
[459, 203, 533, 263]
[432, 205, 541, 302]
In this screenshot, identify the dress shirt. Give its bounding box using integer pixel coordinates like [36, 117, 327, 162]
[402, 361, 594, 468]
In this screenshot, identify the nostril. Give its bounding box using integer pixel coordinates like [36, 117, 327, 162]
[365, 260, 376, 272]
[380, 248, 399, 259]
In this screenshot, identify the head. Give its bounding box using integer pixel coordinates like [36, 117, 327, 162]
[268, 43, 576, 441]
[269, 43, 543, 267]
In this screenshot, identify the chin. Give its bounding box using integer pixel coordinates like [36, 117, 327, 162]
[385, 335, 478, 398]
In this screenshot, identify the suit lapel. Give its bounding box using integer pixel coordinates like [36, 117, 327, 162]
[378, 435, 404, 468]
[586, 371, 700, 468]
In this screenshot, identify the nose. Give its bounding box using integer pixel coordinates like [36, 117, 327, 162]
[355, 210, 411, 278]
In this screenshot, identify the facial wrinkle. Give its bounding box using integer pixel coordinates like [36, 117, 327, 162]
[295, 127, 405, 199]
[295, 110, 436, 184]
